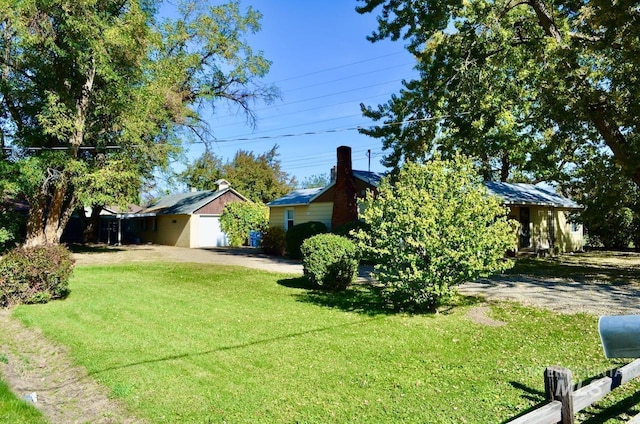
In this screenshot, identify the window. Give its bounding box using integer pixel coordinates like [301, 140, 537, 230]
[285, 209, 295, 230]
[571, 222, 580, 233]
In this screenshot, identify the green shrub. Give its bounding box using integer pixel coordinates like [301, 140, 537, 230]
[331, 220, 370, 240]
[261, 226, 287, 256]
[0, 244, 75, 307]
[220, 202, 269, 247]
[285, 221, 327, 259]
[332, 220, 376, 264]
[301, 234, 359, 291]
[0, 209, 25, 253]
[355, 156, 516, 312]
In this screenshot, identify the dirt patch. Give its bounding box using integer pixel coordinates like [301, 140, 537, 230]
[466, 306, 506, 327]
[0, 309, 144, 423]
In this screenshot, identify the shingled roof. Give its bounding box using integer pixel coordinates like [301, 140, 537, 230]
[140, 187, 247, 215]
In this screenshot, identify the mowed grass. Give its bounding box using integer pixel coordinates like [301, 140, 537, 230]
[8, 262, 640, 423]
[0, 380, 45, 423]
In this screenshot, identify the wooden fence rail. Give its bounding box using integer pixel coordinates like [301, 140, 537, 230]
[508, 358, 640, 424]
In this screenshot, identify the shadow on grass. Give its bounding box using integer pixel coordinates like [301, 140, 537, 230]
[90, 315, 385, 376]
[500, 381, 546, 423]
[277, 276, 316, 290]
[277, 277, 483, 316]
[580, 392, 640, 423]
[278, 277, 393, 316]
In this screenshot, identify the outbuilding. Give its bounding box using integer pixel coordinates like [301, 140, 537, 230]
[132, 180, 248, 248]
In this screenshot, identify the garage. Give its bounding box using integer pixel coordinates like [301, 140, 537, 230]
[198, 215, 229, 247]
[133, 179, 248, 248]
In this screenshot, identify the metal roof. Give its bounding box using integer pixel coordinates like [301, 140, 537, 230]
[266, 187, 324, 207]
[484, 182, 582, 209]
[140, 188, 242, 215]
[267, 170, 385, 207]
[353, 170, 384, 187]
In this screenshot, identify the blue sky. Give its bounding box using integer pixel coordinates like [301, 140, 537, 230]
[182, 1, 417, 184]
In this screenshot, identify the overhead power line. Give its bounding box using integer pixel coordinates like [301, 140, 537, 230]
[268, 51, 408, 85]
[1, 145, 121, 152]
[3, 115, 456, 152]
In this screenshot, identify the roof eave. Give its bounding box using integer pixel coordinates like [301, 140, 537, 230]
[116, 212, 158, 219]
[268, 201, 311, 208]
[503, 201, 583, 209]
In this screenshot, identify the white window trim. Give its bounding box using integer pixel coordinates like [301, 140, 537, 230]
[285, 209, 295, 230]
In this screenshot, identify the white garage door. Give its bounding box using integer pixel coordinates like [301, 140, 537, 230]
[198, 215, 229, 247]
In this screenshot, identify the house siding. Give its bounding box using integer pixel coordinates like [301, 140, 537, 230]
[269, 203, 332, 230]
[269, 207, 286, 229]
[508, 205, 582, 253]
[189, 214, 199, 248]
[531, 206, 548, 251]
[140, 215, 191, 247]
[195, 191, 244, 215]
[555, 209, 583, 253]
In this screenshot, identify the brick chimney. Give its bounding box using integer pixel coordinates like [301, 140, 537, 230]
[331, 146, 358, 230]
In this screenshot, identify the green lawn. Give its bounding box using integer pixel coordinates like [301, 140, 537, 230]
[3, 261, 640, 423]
[0, 380, 45, 424]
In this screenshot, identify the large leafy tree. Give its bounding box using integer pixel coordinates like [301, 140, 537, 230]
[356, 0, 640, 186]
[223, 145, 296, 203]
[178, 145, 296, 203]
[177, 150, 224, 192]
[0, 0, 276, 247]
[570, 153, 640, 249]
[299, 173, 330, 189]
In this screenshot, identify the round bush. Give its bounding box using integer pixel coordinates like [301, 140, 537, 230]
[331, 220, 371, 240]
[0, 244, 75, 307]
[261, 226, 287, 256]
[285, 221, 327, 259]
[301, 234, 359, 291]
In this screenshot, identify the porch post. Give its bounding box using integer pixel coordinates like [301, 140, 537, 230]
[549, 206, 556, 254]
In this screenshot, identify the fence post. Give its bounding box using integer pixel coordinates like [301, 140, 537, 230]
[544, 366, 574, 424]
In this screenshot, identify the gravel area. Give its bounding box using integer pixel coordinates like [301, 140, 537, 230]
[460, 274, 640, 316]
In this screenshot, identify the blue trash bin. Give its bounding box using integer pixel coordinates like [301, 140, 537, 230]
[249, 231, 261, 247]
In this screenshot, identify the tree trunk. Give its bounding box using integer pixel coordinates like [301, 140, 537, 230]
[24, 194, 47, 248]
[83, 205, 102, 243]
[500, 153, 510, 182]
[587, 103, 640, 187]
[23, 60, 94, 248]
[23, 176, 76, 247]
